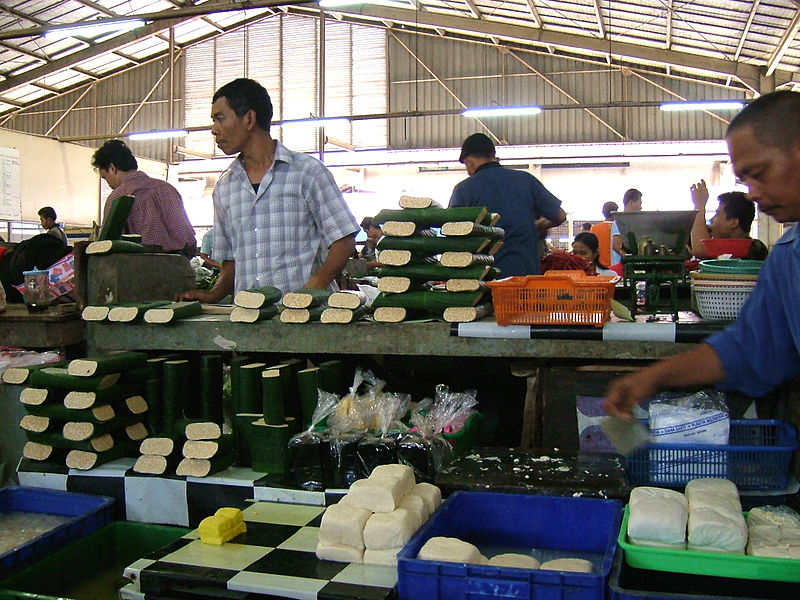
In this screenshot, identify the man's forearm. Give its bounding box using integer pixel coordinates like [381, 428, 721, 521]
[306, 235, 356, 289]
[207, 261, 235, 301]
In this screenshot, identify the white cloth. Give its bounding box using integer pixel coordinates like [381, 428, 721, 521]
[628, 497, 688, 548]
[687, 506, 747, 554]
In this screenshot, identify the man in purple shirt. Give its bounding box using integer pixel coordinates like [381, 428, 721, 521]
[605, 90, 800, 418]
[93, 139, 197, 256]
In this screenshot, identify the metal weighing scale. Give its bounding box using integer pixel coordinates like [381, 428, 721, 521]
[614, 211, 697, 320]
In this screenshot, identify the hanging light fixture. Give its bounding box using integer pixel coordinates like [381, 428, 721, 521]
[462, 106, 542, 118]
[127, 129, 188, 141]
[659, 101, 745, 112]
[44, 19, 146, 40]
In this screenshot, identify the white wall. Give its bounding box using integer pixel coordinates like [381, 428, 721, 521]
[0, 129, 169, 226]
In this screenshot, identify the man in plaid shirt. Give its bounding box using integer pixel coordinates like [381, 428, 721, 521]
[180, 78, 358, 302]
[93, 139, 197, 256]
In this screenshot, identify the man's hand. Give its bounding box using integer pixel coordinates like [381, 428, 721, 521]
[175, 260, 234, 303]
[690, 179, 709, 209]
[175, 289, 219, 303]
[604, 371, 659, 420]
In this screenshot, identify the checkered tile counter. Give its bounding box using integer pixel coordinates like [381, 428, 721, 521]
[120, 501, 396, 600]
[17, 457, 345, 527]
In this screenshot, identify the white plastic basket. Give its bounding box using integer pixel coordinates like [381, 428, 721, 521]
[693, 285, 754, 320]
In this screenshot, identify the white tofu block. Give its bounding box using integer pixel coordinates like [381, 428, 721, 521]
[316, 542, 364, 563]
[688, 506, 747, 554]
[370, 464, 416, 495]
[629, 486, 688, 509]
[363, 547, 402, 566]
[688, 490, 742, 513]
[364, 508, 417, 550]
[747, 524, 782, 544]
[411, 482, 442, 515]
[399, 493, 426, 528]
[685, 478, 739, 502]
[417, 536, 484, 564]
[628, 497, 688, 547]
[488, 553, 541, 569]
[318, 503, 372, 549]
[347, 477, 405, 513]
[540, 558, 593, 573]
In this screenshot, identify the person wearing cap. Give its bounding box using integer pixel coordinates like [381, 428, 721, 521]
[590, 201, 618, 266]
[611, 189, 642, 262]
[449, 133, 566, 276]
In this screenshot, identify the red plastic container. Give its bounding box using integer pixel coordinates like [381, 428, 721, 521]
[701, 238, 753, 258]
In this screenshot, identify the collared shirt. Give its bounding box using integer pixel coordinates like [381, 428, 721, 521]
[213, 140, 359, 294]
[706, 225, 800, 397]
[610, 221, 623, 265]
[103, 171, 196, 252]
[201, 228, 214, 255]
[449, 161, 562, 276]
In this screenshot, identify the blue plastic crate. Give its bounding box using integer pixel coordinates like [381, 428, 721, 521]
[397, 491, 622, 600]
[625, 419, 798, 490]
[609, 550, 800, 600]
[0, 486, 114, 580]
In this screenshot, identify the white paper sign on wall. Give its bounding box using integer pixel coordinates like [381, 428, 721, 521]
[0, 146, 21, 221]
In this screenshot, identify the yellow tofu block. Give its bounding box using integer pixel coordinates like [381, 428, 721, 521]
[199, 507, 247, 545]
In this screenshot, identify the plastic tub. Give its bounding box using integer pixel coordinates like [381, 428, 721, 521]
[397, 491, 623, 600]
[699, 259, 763, 275]
[625, 419, 798, 490]
[0, 521, 189, 599]
[0, 486, 114, 579]
[618, 505, 800, 582]
[609, 548, 800, 600]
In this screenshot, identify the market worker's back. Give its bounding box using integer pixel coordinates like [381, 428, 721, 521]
[449, 133, 566, 277]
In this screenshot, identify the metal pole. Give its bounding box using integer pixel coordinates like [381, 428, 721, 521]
[318, 8, 326, 163]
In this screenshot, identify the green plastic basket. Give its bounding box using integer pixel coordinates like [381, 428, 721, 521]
[618, 505, 800, 582]
[699, 259, 764, 275]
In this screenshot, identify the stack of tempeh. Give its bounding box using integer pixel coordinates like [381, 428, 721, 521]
[279, 288, 331, 323]
[371, 196, 503, 322]
[231, 285, 282, 323]
[18, 351, 150, 470]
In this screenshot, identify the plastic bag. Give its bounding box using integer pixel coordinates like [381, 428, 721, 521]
[0, 348, 63, 380]
[397, 385, 478, 482]
[355, 389, 411, 477]
[288, 389, 340, 491]
[649, 390, 729, 445]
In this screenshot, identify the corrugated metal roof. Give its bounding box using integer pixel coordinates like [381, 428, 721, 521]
[0, 0, 798, 120]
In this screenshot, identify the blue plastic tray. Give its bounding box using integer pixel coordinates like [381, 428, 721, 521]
[0, 486, 114, 580]
[626, 419, 798, 490]
[397, 491, 623, 600]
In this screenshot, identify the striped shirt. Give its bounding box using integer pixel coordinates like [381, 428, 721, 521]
[103, 171, 196, 252]
[213, 141, 359, 294]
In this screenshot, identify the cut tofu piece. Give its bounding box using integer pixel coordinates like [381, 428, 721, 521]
[411, 482, 442, 515]
[417, 537, 484, 564]
[347, 477, 406, 513]
[363, 508, 417, 550]
[316, 542, 363, 563]
[318, 503, 372, 549]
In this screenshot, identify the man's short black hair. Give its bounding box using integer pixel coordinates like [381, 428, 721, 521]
[91, 139, 138, 171]
[459, 133, 495, 163]
[718, 191, 756, 234]
[622, 188, 642, 207]
[601, 201, 619, 220]
[213, 78, 273, 132]
[727, 90, 800, 152]
[38, 206, 57, 221]
[360, 216, 374, 231]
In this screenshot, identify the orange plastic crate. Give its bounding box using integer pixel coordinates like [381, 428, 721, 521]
[487, 271, 617, 327]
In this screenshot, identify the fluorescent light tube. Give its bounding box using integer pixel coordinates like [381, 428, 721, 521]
[281, 117, 351, 128]
[44, 19, 146, 40]
[127, 129, 188, 141]
[462, 106, 542, 118]
[659, 101, 745, 112]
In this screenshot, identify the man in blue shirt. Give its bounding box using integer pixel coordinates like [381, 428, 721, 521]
[605, 90, 800, 418]
[449, 133, 566, 276]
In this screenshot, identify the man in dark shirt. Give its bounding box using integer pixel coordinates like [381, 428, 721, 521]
[448, 133, 566, 276]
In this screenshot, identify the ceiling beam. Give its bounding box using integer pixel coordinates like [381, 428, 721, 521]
[326, 4, 787, 90]
[523, 0, 542, 28]
[766, 9, 800, 77]
[592, 0, 606, 39]
[734, 0, 760, 61]
[463, 0, 482, 20]
[665, 0, 673, 50]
